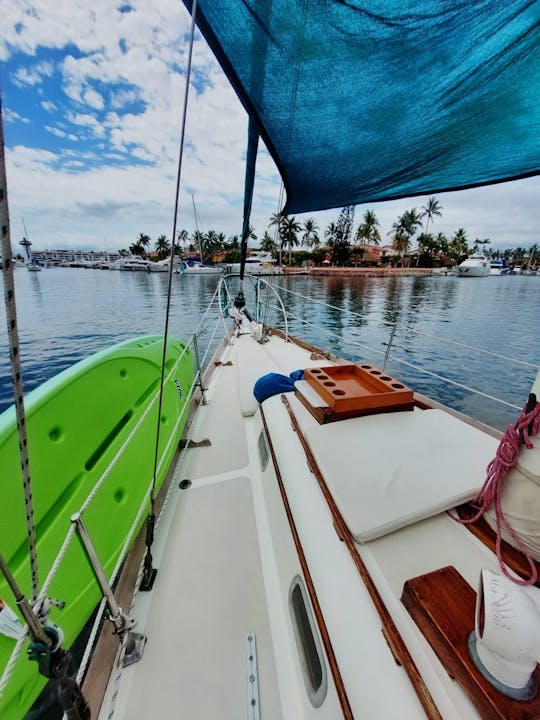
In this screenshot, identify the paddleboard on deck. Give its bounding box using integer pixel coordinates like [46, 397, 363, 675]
[0, 335, 193, 719]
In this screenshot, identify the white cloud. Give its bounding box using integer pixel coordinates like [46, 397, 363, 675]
[44, 125, 66, 138]
[3, 107, 30, 124]
[12, 60, 53, 86]
[2, 0, 539, 253]
[82, 88, 105, 110]
[41, 100, 57, 112]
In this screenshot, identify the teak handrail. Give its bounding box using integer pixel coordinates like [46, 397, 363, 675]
[260, 407, 354, 720]
[280, 394, 443, 720]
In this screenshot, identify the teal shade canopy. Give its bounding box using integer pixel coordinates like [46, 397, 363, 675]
[184, 0, 540, 214]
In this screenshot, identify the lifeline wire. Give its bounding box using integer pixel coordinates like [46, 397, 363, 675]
[0, 95, 40, 601]
[150, 0, 198, 504]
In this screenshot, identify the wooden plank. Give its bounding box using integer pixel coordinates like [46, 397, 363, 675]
[280, 394, 443, 720]
[401, 566, 540, 720]
[295, 386, 413, 424]
[260, 406, 355, 720]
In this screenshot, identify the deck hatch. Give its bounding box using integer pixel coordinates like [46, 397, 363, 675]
[289, 576, 327, 707]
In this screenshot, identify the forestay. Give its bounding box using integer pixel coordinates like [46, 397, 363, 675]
[183, 0, 540, 213]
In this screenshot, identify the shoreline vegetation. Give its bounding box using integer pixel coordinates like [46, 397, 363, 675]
[125, 198, 537, 273]
[18, 198, 537, 274]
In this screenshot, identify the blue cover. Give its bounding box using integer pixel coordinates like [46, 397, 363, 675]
[254, 370, 304, 403]
[183, 1, 540, 213]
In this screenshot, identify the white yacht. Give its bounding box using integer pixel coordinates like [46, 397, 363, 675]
[457, 255, 490, 277]
[226, 251, 283, 275]
[110, 257, 150, 271]
[147, 258, 180, 273]
[489, 259, 507, 276]
[180, 260, 223, 274]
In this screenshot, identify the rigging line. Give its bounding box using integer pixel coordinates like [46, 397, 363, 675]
[403, 327, 540, 369]
[67, 372, 203, 701]
[273, 306, 522, 410]
[104, 378, 208, 720]
[150, 0, 198, 510]
[0, 96, 40, 601]
[272, 284, 538, 372]
[0, 634, 27, 701]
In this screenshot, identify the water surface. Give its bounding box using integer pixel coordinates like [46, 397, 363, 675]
[1, 268, 539, 430]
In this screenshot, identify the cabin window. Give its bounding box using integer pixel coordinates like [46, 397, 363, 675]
[289, 576, 327, 707]
[258, 430, 269, 470]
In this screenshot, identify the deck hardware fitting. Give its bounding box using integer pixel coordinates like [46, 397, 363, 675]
[179, 438, 211, 449]
[192, 334, 208, 404]
[71, 513, 145, 667]
[246, 634, 260, 720]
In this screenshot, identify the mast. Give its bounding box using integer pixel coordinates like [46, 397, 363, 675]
[191, 194, 203, 262]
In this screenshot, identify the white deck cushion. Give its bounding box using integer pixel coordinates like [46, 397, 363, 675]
[305, 408, 499, 542]
[235, 336, 281, 416]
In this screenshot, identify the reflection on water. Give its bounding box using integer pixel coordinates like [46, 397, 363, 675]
[1, 269, 539, 430]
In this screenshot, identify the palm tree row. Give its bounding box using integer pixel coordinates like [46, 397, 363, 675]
[125, 198, 537, 268]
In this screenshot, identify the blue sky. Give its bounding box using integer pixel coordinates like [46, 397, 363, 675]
[2, 0, 539, 254]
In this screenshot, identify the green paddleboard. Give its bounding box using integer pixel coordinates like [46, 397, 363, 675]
[0, 336, 193, 719]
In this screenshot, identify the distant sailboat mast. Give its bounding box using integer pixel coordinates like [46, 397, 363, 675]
[20, 217, 41, 271]
[191, 194, 203, 263]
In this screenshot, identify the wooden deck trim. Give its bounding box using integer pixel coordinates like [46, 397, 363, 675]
[260, 406, 355, 720]
[402, 566, 540, 719]
[280, 394, 443, 720]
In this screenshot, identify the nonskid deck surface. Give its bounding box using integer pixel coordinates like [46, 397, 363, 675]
[99, 338, 283, 719]
[100, 328, 510, 719]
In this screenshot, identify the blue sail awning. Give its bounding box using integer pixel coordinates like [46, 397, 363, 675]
[183, 0, 540, 214]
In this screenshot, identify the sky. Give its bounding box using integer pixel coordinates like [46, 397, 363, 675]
[2, 0, 539, 255]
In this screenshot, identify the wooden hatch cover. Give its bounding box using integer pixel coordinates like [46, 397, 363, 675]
[401, 566, 540, 720]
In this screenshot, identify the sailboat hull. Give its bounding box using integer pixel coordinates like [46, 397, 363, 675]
[0, 336, 193, 720]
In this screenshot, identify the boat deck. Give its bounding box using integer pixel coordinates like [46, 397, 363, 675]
[97, 324, 526, 720]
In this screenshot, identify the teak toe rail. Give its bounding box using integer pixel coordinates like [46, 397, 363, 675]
[280, 394, 443, 720]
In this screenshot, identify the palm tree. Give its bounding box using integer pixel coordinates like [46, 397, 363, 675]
[418, 198, 442, 266]
[260, 231, 277, 254]
[301, 218, 320, 248]
[155, 234, 170, 260]
[448, 228, 469, 263]
[325, 221, 338, 245]
[420, 197, 442, 234]
[129, 241, 144, 257]
[389, 209, 422, 266]
[355, 210, 380, 246]
[137, 233, 151, 258]
[280, 216, 301, 265]
[177, 229, 189, 251]
[192, 230, 205, 261]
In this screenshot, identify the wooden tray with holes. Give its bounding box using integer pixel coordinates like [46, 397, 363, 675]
[304, 364, 414, 413]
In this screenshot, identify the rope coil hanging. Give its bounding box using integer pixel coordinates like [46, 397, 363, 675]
[454, 396, 540, 586]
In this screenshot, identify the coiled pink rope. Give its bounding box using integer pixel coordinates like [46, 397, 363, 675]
[455, 399, 540, 586]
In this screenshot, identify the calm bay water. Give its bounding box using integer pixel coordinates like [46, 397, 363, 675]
[0, 267, 539, 718]
[1, 267, 539, 431]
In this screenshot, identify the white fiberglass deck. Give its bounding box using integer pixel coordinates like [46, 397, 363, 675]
[101, 325, 512, 720]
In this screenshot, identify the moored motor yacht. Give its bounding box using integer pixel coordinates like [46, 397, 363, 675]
[489, 259, 507, 275]
[457, 255, 490, 277]
[180, 260, 223, 274]
[225, 251, 283, 275]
